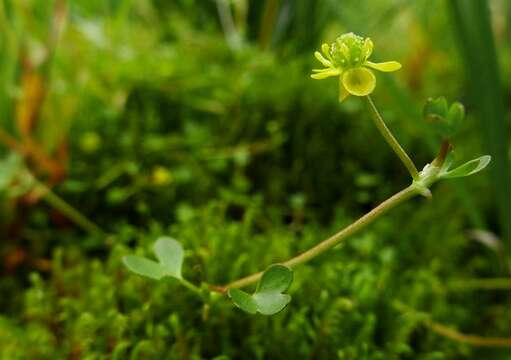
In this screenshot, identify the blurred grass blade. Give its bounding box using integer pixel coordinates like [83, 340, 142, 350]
[447, 0, 511, 243]
[258, 0, 281, 50]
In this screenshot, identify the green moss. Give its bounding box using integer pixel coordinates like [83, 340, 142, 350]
[1, 0, 510, 359]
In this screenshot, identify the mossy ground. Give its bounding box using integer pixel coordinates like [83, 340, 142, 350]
[1, 1, 511, 359]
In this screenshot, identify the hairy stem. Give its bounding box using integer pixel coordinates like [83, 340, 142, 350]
[217, 184, 419, 292]
[365, 96, 420, 180]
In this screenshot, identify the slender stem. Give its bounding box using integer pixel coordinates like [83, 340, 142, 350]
[0, 128, 59, 175]
[365, 96, 420, 180]
[180, 279, 202, 295]
[33, 179, 105, 236]
[431, 140, 451, 168]
[218, 185, 419, 292]
[394, 301, 511, 346]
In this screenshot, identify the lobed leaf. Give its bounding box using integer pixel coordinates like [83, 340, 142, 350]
[122, 255, 167, 280]
[228, 264, 293, 316]
[252, 293, 291, 315]
[424, 97, 448, 121]
[153, 237, 184, 279]
[228, 289, 258, 314]
[123, 237, 185, 281]
[256, 264, 293, 293]
[423, 98, 465, 138]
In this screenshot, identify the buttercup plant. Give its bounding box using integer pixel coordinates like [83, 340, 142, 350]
[123, 32, 491, 316]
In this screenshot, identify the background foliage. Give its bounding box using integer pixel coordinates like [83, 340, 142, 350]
[1, 0, 511, 358]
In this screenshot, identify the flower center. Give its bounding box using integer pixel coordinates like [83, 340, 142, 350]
[329, 33, 372, 69]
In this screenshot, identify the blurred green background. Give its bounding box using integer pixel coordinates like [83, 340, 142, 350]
[1, 0, 511, 358]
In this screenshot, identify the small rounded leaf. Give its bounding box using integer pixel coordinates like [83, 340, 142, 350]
[123, 255, 167, 280]
[446, 102, 465, 136]
[424, 97, 462, 138]
[228, 289, 258, 314]
[229, 265, 294, 316]
[153, 237, 184, 279]
[424, 97, 448, 121]
[252, 293, 291, 315]
[256, 264, 293, 293]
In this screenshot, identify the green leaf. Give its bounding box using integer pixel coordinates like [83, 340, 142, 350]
[446, 102, 465, 136]
[228, 289, 258, 314]
[440, 155, 491, 179]
[153, 237, 184, 279]
[424, 97, 448, 122]
[122, 255, 167, 280]
[123, 237, 185, 281]
[228, 264, 293, 316]
[256, 264, 293, 293]
[252, 293, 291, 315]
[423, 98, 465, 138]
[439, 150, 455, 174]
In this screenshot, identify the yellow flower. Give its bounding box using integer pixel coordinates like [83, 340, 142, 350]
[311, 33, 401, 102]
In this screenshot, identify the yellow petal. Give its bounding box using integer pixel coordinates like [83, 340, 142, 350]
[338, 78, 350, 102]
[321, 43, 334, 62]
[362, 38, 373, 60]
[342, 67, 376, 96]
[312, 68, 337, 72]
[310, 68, 341, 79]
[365, 61, 402, 72]
[340, 43, 350, 59]
[314, 51, 332, 67]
